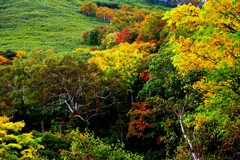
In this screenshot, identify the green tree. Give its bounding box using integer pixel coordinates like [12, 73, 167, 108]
[61, 129, 144, 160]
[127, 46, 204, 159]
[137, 12, 166, 46]
[21, 51, 117, 124]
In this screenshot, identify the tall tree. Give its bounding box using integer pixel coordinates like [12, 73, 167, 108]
[163, 1, 240, 158]
[0, 50, 122, 129]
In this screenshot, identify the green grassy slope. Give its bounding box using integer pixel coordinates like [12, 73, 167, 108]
[0, 0, 107, 52]
[0, 0, 169, 53]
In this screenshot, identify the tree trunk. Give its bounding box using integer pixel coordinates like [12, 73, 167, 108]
[179, 115, 199, 160]
[41, 119, 44, 133]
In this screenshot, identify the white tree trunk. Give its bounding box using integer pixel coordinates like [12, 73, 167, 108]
[179, 115, 199, 160]
[41, 119, 44, 133]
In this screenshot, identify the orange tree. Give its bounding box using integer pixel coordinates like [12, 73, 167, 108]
[0, 50, 26, 65]
[96, 6, 115, 23]
[79, 2, 98, 16]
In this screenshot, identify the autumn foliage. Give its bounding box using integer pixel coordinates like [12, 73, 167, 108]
[128, 102, 152, 138]
[0, 56, 10, 65]
[1, 0, 240, 159]
[115, 28, 138, 44]
[0, 116, 43, 159]
[0, 50, 26, 65]
[79, 2, 98, 16]
[96, 6, 115, 23]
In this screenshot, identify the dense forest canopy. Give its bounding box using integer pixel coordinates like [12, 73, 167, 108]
[0, 0, 239, 159]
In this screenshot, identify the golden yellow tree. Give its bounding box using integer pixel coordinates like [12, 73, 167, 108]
[89, 42, 155, 85]
[163, 1, 240, 158]
[0, 116, 43, 159]
[79, 2, 98, 16]
[163, 0, 240, 100]
[163, 1, 239, 73]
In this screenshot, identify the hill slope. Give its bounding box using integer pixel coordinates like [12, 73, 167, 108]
[0, 0, 169, 52]
[0, 0, 107, 52]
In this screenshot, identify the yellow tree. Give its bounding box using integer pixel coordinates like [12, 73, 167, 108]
[0, 116, 43, 159]
[79, 2, 98, 16]
[163, 0, 240, 158]
[89, 42, 155, 86]
[163, 0, 240, 102]
[163, 1, 239, 73]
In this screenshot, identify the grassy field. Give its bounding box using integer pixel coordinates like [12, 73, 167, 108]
[0, 0, 169, 53]
[0, 0, 107, 52]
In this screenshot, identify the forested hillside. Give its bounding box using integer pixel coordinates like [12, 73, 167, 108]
[0, 0, 239, 159]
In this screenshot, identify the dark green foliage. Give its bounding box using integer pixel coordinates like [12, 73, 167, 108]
[34, 131, 69, 160]
[126, 47, 205, 159]
[1, 49, 16, 59]
[82, 29, 101, 45]
[95, 1, 119, 9]
[82, 26, 118, 46]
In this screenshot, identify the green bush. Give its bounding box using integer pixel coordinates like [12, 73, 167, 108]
[82, 29, 100, 45]
[82, 26, 118, 46]
[32, 131, 69, 160]
[61, 129, 144, 160]
[101, 32, 118, 49]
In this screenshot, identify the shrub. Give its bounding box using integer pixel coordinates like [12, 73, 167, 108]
[61, 129, 144, 160]
[90, 46, 98, 51]
[0, 116, 43, 159]
[101, 32, 118, 49]
[2, 49, 16, 59]
[115, 28, 138, 44]
[82, 29, 100, 45]
[96, 7, 115, 23]
[0, 56, 11, 65]
[80, 2, 98, 16]
[35, 132, 69, 160]
[82, 26, 118, 46]
[0, 50, 26, 65]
